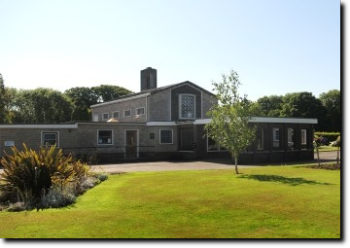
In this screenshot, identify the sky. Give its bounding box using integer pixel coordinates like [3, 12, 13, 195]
[0, 0, 340, 101]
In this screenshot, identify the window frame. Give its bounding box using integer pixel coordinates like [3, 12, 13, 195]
[136, 107, 145, 116]
[102, 113, 109, 121]
[113, 111, 120, 118]
[41, 131, 59, 147]
[97, 129, 113, 145]
[179, 94, 196, 120]
[287, 128, 295, 150]
[159, 129, 173, 145]
[272, 127, 280, 148]
[301, 129, 308, 150]
[124, 109, 131, 118]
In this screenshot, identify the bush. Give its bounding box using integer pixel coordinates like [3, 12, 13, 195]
[314, 132, 340, 142]
[0, 143, 107, 211]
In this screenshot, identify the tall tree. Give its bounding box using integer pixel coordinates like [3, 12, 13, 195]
[205, 70, 256, 174]
[256, 95, 283, 117]
[319, 89, 341, 132]
[0, 74, 6, 123]
[280, 92, 327, 131]
[13, 88, 71, 124]
[92, 85, 132, 103]
[64, 87, 99, 121]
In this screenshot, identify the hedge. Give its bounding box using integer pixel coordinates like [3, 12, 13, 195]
[314, 132, 340, 142]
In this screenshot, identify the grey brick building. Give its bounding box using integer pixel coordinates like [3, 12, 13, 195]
[0, 68, 317, 164]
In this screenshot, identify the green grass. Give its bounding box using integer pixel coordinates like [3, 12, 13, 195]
[0, 165, 340, 239]
[315, 145, 340, 152]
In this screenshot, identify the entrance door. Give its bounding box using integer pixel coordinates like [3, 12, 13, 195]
[180, 127, 194, 151]
[125, 130, 138, 159]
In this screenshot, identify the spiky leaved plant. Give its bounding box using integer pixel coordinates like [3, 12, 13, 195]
[0, 144, 79, 210]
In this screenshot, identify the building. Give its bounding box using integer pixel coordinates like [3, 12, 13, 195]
[0, 68, 317, 164]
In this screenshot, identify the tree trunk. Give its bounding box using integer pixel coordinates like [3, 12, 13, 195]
[232, 153, 239, 174]
[336, 147, 340, 166]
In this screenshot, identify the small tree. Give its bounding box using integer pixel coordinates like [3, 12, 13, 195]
[205, 70, 256, 174]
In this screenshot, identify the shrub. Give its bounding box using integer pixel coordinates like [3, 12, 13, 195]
[314, 132, 340, 142]
[307, 163, 340, 170]
[0, 143, 105, 211]
[41, 184, 76, 208]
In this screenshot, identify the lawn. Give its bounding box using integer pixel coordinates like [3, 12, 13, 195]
[0, 165, 340, 239]
[315, 145, 340, 152]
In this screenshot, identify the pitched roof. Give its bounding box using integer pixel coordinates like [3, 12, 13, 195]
[91, 81, 215, 108]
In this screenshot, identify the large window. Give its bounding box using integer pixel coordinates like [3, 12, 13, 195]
[257, 128, 265, 151]
[98, 130, 113, 145]
[272, 128, 280, 148]
[160, 129, 173, 144]
[179, 94, 196, 119]
[42, 132, 59, 147]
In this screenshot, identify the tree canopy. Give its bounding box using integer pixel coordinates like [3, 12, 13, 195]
[205, 70, 256, 174]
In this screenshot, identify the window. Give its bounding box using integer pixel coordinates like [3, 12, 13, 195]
[179, 94, 196, 119]
[257, 128, 264, 151]
[160, 129, 173, 144]
[272, 128, 280, 148]
[301, 129, 307, 150]
[98, 130, 113, 145]
[124, 110, 131, 117]
[207, 136, 227, 152]
[136, 107, 145, 116]
[113, 111, 119, 118]
[288, 128, 294, 150]
[102, 113, 109, 120]
[42, 132, 59, 147]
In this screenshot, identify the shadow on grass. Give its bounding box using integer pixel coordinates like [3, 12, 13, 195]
[238, 174, 332, 186]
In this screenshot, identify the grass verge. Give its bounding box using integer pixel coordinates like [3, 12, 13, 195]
[0, 165, 340, 239]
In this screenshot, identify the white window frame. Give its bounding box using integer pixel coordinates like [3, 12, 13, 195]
[136, 107, 145, 116]
[41, 131, 59, 147]
[179, 94, 196, 120]
[113, 111, 120, 118]
[102, 113, 109, 121]
[300, 128, 307, 146]
[124, 109, 131, 118]
[97, 129, 113, 145]
[159, 129, 173, 144]
[272, 127, 280, 148]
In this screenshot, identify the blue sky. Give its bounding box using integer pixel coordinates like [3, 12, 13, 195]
[0, 0, 340, 101]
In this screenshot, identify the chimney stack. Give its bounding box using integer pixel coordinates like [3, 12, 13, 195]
[140, 67, 157, 91]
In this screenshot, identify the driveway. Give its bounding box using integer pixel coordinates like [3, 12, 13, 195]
[0, 151, 340, 175]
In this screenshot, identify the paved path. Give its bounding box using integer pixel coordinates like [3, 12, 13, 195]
[0, 151, 340, 175]
[89, 151, 340, 174]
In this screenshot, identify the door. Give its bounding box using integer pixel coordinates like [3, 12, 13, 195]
[125, 130, 138, 159]
[180, 127, 194, 151]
